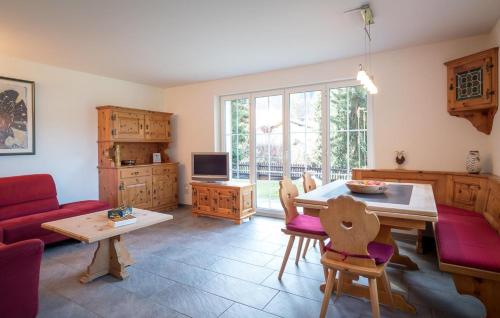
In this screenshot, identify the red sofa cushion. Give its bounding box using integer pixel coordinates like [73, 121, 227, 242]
[60, 200, 109, 213]
[286, 214, 326, 236]
[0, 208, 80, 244]
[436, 205, 500, 273]
[0, 239, 43, 318]
[0, 174, 59, 221]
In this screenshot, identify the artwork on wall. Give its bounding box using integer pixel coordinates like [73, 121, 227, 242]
[0, 76, 35, 155]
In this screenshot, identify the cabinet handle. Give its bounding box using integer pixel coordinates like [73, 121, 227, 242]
[119, 182, 125, 191]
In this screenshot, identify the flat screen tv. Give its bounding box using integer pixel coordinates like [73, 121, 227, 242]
[192, 152, 229, 182]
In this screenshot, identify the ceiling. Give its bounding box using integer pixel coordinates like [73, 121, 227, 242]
[0, 0, 499, 87]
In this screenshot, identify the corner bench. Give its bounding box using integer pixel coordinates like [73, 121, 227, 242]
[434, 189, 500, 318]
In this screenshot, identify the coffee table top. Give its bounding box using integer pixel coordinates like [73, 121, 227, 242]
[42, 208, 173, 243]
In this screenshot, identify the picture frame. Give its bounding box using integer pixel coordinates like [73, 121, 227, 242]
[0, 76, 35, 155]
[152, 152, 161, 163]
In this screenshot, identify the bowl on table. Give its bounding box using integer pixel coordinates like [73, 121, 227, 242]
[345, 180, 388, 194]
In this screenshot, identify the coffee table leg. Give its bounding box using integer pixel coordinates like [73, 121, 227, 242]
[80, 235, 132, 283]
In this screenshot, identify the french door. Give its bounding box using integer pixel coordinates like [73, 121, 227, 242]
[221, 81, 369, 215]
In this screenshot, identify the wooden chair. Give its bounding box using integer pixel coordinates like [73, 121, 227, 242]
[278, 177, 328, 280]
[319, 195, 394, 318]
[302, 172, 318, 258]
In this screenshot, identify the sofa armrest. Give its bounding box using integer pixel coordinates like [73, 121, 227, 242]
[0, 227, 3, 243]
[0, 239, 44, 318]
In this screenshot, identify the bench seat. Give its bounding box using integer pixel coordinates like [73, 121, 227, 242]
[435, 204, 500, 273]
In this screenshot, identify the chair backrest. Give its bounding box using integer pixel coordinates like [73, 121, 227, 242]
[279, 177, 300, 223]
[320, 195, 380, 256]
[303, 172, 317, 193]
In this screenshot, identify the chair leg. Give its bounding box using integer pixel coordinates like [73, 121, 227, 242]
[368, 277, 380, 318]
[334, 271, 344, 303]
[295, 237, 304, 265]
[278, 235, 295, 280]
[318, 240, 328, 280]
[320, 268, 336, 318]
[381, 270, 394, 310]
[302, 238, 311, 258]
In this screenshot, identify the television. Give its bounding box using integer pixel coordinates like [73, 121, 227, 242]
[192, 152, 229, 182]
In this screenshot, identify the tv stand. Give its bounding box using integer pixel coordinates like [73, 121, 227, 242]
[191, 181, 256, 224]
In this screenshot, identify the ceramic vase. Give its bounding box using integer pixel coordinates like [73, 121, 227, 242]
[466, 151, 481, 174]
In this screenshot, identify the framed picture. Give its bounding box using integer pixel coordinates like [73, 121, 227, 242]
[0, 76, 35, 155]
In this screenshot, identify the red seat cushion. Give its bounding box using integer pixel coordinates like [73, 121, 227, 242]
[436, 205, 500, 273]
[286, 214, 326, 236]
[0, 208, 86, 244]
[325, 241, 394, 265]
[60, 200, 109, 213]
[0, 174, 59, 221]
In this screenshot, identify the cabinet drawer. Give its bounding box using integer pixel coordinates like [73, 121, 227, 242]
[120, 167, 152, 178]
[152, 165, 177, 175]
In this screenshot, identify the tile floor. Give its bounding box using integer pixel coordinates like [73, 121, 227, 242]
[38, 206, 485, 318]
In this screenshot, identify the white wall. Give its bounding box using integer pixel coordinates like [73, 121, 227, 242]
[165, 34, 495, 205]
[0, 55, 165, 203]
[490, 19, 500, 175]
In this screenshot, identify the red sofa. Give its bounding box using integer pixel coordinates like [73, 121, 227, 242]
[0, 239, 43, 318]
[0, 174, 109, 244]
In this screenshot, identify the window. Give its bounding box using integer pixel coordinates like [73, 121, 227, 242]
[329, 85, 368, 180]
[221, 82, 370, 213]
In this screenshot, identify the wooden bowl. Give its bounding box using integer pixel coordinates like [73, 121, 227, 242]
[346, 180, 388, 194]
[121, 160, 136, 166]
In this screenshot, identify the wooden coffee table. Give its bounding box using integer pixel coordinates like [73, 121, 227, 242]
[42, 208, 172, 283]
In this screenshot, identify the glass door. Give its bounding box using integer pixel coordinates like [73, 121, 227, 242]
[254, 92, 284, 210]
[286, 87, 326, 194]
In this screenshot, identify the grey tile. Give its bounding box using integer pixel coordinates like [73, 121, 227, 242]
[208, 258, 274, 283]
[104, 267, 176, 298]
[220, 303, 280, 318]
[215, 247, 275, 266]
[151, 282, 233, 318]
[200, 274, 279, 309]
[264, 291, 336, 318]
[261, 272, 326, 303]
[265, 256, 326, 281]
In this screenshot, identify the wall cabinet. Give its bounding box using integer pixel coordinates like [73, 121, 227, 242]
[191, 182, 255, 224]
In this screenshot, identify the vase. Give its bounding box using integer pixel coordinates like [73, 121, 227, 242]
[465, 151, 481, 174]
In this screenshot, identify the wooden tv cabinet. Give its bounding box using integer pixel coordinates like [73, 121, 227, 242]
[191, 181, 256, 224]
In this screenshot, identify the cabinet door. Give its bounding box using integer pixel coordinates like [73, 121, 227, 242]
[447, 176, 488, 212]
[192, 186, 212, 213]
[152, 173, 178, 208]
[212, 189, 237, 216]
[145, 113, 171, 141]
[111, 111, 145, 140]
[119, 176, 152, 209]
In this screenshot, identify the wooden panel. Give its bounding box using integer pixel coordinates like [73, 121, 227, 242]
[484, 178, 500, 232]
[240, 187, 254, 215]
[152, 164, 177, 175]
[118, 176, 152, 209]
[119, 167, 152, 179]
[111, 110, 145, 140]
[213, 189, 237, 216]
[152, 172, 178, 209]
[192, 186, 212, 213]
[118, 143, 164, 165]
[447, 176, 488, 212]
[146, 113, 171, 141]
[98, 168, 118, 208]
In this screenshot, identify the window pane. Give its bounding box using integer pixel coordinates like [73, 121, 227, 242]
[289, 90, 322, 194]
[329, 85, 368, 181]
[225, 98, 250, 181]
[255, 95, 283, 210]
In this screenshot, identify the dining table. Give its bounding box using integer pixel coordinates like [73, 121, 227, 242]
[294, 180, 438, 313]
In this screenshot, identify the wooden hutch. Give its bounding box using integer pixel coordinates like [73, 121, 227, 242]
[97, 105, 178, 211]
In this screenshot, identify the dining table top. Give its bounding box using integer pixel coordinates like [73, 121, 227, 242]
[294, 180, 438, 222]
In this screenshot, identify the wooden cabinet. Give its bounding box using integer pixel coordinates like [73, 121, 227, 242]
[97, 105, 172, 142]
[444, 47, 498, 134]
[97, 105, 178, 211]
[111, 110, 145, 140]
[191, 182, 255, 224]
